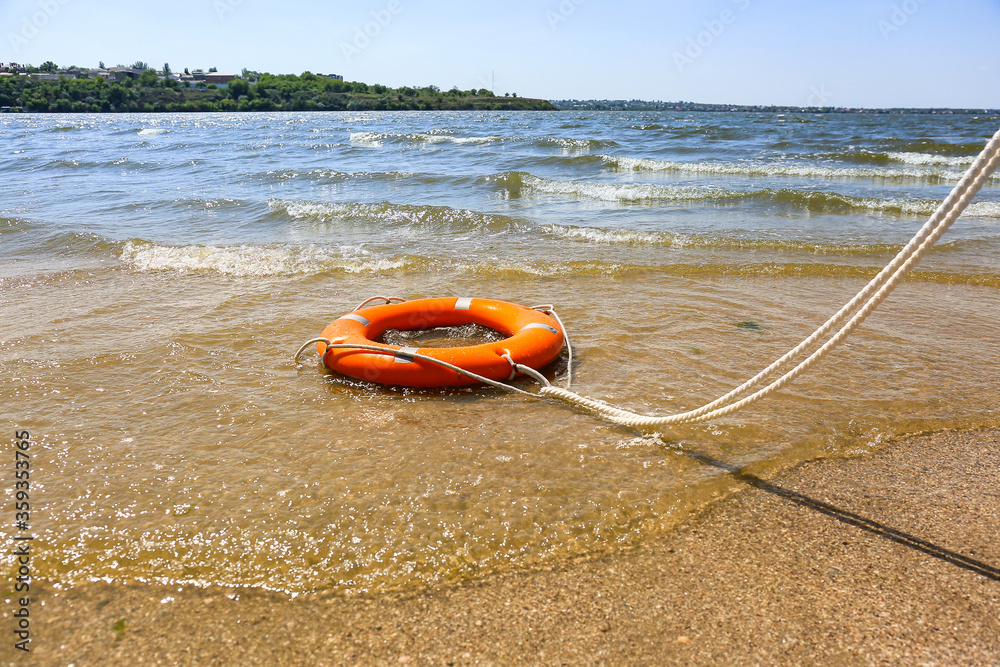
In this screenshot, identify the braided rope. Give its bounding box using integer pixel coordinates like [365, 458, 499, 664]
[297, 340, 545, 396]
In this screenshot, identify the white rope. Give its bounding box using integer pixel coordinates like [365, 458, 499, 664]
[355, 296, 407, 310]
[531, 304, 573, 387]
[540, 125, 1000, 429]
[296, 339, 544, 397]
[293, 337, 332, 363]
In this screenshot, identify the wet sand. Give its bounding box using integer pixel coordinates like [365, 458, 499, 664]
[13, 428, 1000, 666]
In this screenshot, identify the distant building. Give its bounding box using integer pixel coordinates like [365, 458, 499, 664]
[108, 67, 143, 81]
[204, 72, 235, 85]
[319, 73, 344, 81]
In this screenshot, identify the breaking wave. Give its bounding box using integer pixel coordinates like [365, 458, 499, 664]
[495, 171, 731, 202]
[541, 224, 937, 255]
[349, 131, 505, 147]
[120, 240, 409, 276]
[497, 172, 1000, 216]
[268, 197, 531, 233]
[349, 131, 616, 151]
[599, 155, 979, 182]
[884, 151, 974, 167]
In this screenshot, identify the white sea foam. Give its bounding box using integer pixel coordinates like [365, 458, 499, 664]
[916, 200, 998, 218]
[840, 198, 1000, 218]
[271, 198, 415, 224]
[545, 137, 610, 152]
[349, 131, 392, 146]
[600, 155, 970, 181]
[541, 224, 907, 253]
[447, 135, 502, 144]
[966, 201, 1000, 218]
[121, 240, 406, 276]
[268, 197, 523, 232]
[269, 198, 347, 220]
[350, 131, 610, 149]
[406, 133, 503, 145]
[350, 131, 501, 146]
[545, 224, 677, 246]
[269, 198, 430, 225]
[556, 138, 597, 149]
[514, 174, 1000, 217]
[885, 152, 973, 167]
[519, 173, 725, 202]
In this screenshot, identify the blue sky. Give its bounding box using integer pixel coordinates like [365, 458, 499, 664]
[2, 0, 999, 107]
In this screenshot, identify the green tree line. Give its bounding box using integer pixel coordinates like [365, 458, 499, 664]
[0, 72, 555, 112]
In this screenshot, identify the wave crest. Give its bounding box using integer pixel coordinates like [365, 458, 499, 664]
[268, 198, 529, 232]
[349, 131, 615, 151]
[120, 240, 407, 276]
[499, 172, 1000, 217]
[600, 154, 977, 182]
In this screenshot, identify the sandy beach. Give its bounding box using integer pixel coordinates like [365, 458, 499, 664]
[10, 427, 997, 666]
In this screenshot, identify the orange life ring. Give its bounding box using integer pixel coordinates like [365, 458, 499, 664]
[318, 297, 564, 387]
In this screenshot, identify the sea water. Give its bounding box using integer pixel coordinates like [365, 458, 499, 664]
[2, 110, 999, 594]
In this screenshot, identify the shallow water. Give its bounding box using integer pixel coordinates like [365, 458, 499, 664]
[2, 110, 999, 594]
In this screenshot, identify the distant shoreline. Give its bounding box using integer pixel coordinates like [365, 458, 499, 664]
[551, 100, 1000, 114]
[2, 71, 995, 115]
[6, 101, 996, 115]
[0, 100, 556, 113]
[0, 92, 555, 114]
[0, 70, 556, 113]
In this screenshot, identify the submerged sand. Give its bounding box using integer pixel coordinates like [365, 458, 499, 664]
[11, 429, 1000, 665]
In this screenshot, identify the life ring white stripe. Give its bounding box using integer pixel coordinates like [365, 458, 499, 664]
[394, 347, 418, 363]
[520, 322, 559, 335]
[339, 313, 371, 326]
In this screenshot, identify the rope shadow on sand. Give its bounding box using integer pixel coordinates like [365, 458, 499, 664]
[683, 450, 1000, 582]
